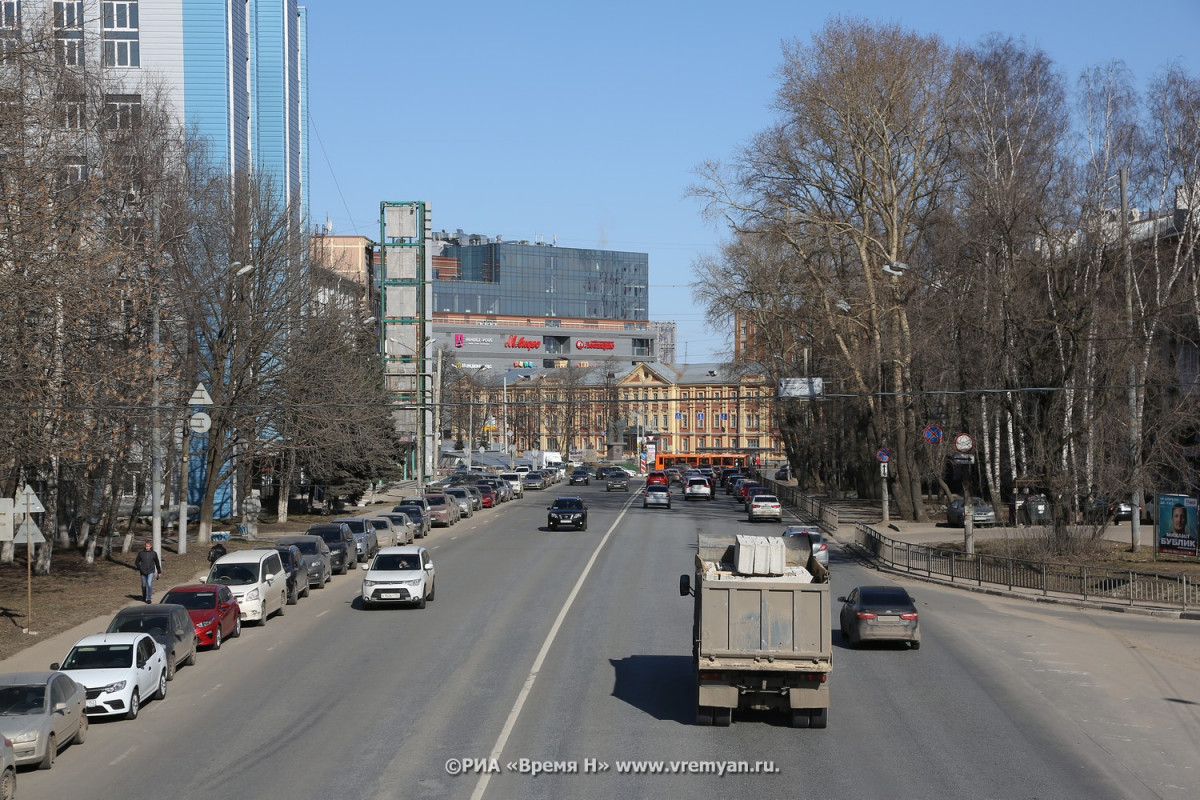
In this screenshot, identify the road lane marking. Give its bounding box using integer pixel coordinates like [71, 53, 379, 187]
[471, 493, 637, 800]
[110, 747, 137, 765]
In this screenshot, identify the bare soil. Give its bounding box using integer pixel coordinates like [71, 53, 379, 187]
[0, 516, 324, 664]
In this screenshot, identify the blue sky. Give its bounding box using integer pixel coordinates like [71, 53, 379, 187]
[304, 0, 1198, 363]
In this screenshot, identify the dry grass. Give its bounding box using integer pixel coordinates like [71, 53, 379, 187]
[931, 528, 1200, 576]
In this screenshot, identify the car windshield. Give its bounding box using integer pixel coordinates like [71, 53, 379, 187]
[396, 506, 424, 518]
[336, 519, 367, 533]
[62, 644, 133, 670]
[109, 614, 171, 636]
[308, 527, 343, 543]
[0, 685, 46, 715]
[552, 500, 583, 510]
[208, 564, 259, 585]
[447, 489, 467, 497]
[385, 514, 411, 525]
[290, 540, 320, 555]
[163, 591, 216, 610]
[374, 554, 421, 571]
[425, 495, 447, 507]
[370, 519, 390, 530]
[858, 588, 913, 607]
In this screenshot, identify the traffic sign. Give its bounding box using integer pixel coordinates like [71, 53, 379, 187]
[876, 447, 893, 463]
[189, 383, 214, 406]
[189, 412, 212, 433]
[14, 517, 45, 544]
[923, 424, 944, 445]
[16, 485, 44, 513]
[881, 462, 889, 477]
[954, 433, 975, 453]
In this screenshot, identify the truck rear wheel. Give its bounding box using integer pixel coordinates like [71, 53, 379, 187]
[714, 707, 731, 727]
[695, 706, 714, 726]
[790, 709, 811, 728]
[810, 708, 828, 729]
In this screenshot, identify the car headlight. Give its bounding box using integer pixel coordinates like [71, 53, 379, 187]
[11, 731, 38, 744]
[101, 680, 128, 694]
[195, 618, 216, 628]
[245, 588, 261, 602]
[363, 580, 376, 589]
[402, 578, 423, 587]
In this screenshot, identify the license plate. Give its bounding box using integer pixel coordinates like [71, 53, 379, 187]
[380, 592, 402, 599]
[85, 699, 98, 708]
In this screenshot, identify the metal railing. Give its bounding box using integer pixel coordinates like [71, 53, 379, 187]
[851, 522, 1199, 612]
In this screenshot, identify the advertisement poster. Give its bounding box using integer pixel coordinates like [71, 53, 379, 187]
[1156, 494, 1199, 558]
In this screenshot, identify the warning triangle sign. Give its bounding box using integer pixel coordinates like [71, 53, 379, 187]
[14, 517, 45, 544]
[189, 383, 214, 406]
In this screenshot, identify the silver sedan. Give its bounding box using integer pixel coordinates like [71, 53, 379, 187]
[0, 671, 88, 769]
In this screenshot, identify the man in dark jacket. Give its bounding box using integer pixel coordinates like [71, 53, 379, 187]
[134, 541, 163, 604]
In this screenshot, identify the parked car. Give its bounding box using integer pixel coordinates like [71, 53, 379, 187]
[1017, 494, 1053, 526]
[498, 472, 525, 498]
[547, 497, 588, 531]
[605, 470, 629, 492]
[838, 586, 920, 649]
[0, 671, 87, 769]
[946, 498, 997, 528]
[569, 467, 591, 486]
[1086, 496, 1134, 524]
[332, 516, 380, 563]
[444, 487, 475, 518]
[392, 504, 431, 538]
[52, 632, 167, 720]
[1, 734, 14, 798]
[105, 604, 198, 680]
[366, 516, 399, 548]
[684, 477, 713, 501]
[783, 526, 829, 567]
[476, 478, 510, 502]
[253, 544, 310, 604]
[423, 493, 459, 527]
[475, 485, 497, 508]
[747, 493, 783, 523]
[643, 485, 672, 510]
[206, 549, 288, 625]
[360, 546, 436, 609]
[377, 513, 416, 545]
[160, 584, 242, 650]
[277, 534, 333, 587]
[306, 523, 357, 574]
[400, 496, 434, 516]
[522, 471, 548, 490]
[463, 484, 484, 510]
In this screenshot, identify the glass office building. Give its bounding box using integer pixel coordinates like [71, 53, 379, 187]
[432, 236, 648, 320]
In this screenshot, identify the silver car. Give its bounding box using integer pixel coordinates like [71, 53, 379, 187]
[643, 485, 672, 509]
[946, 498, 997, 528]
[0, 671, 88, 769]
[332, 516, 380, 561]
[444, 487, 474, 518]
[783, 526, 829, 567]
[378, 512, 417, 545]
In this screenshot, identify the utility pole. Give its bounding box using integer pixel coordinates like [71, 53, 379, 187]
[1121, 169, 1143, 552]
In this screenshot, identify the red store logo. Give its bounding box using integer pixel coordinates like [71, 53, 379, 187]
[575, 339, 615, 351]
[505, 335, 542, 350]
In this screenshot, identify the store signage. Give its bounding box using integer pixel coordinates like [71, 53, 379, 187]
[505, 335, 542, 350]
[575, 339, 615, 350]
[454, 333, 495, 347]
[456, 363, 491, 370]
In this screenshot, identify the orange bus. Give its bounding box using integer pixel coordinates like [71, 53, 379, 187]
[653, 452, 750, 472]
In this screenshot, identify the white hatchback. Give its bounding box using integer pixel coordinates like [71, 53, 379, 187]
[360, 546, 436, 609]
[52, 633, 167, 720]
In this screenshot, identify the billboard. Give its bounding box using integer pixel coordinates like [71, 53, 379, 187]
[1156, 494, 1199, 558]
[778, 377, 824, 398]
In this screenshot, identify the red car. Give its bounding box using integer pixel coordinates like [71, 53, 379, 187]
[476, 485, 496, 508]
[647, 470, 669, 487]
[160, 583, 242, 650]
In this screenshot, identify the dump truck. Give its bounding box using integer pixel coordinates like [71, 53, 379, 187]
[679, 532, 832, 728]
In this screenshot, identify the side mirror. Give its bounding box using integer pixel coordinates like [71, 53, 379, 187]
[50, 662, 60, 671]
[425, 562, 434, 571]
[836, 596, 847, 603]
[678, 574, 691, 597]
[360, 563, 369, 571]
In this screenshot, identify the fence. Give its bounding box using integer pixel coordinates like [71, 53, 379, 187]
[852, 522, 1200, 612]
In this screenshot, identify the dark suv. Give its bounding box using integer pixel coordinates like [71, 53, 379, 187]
[305, 523, 356, 574]
[569, 468, 591, 486]
[547, 496, 588, 531]
[605, 470, 629, 492]
[253, 544, 309, 604]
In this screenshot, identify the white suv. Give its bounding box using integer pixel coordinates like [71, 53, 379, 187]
[499, 472, 524, 498]
[684, 477, 713, 501]
[207, 550, 288, 625]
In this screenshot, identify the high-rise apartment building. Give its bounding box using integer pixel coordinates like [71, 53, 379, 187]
[16, 0, 308, 215]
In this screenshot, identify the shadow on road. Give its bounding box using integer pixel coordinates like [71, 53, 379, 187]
[609, 655, 694, 724]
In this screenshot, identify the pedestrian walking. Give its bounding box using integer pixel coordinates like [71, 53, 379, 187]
[135, 541, 163, 604]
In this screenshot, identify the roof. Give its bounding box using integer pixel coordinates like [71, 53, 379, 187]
[69, 632, 146, 646]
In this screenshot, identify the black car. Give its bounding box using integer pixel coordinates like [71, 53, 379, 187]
[569, 468, 591, 486]
[393, 504, 431, 538]
[547, 496, 588, 530]
[253, 544, 310, 604]
[305, 523, 356, 574]
[276, 535, 332, 588]
[106, 604, 198, 681]
[605, 470, 629, 492]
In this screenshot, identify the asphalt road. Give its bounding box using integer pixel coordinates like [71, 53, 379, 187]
[12, 484, 1200, 800]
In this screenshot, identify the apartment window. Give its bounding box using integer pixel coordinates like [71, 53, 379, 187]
[62, 157, 87, 183]
[682, 438, 690, 451]
[697, 437, 705, 450]
[0, 0, 18, 58]
[751, 414, 761, 429]
[103, 94, 141, 129]
[680, 415, 688, 430]
[747, 439, 760, 450]
[102, 1, 139, 67]
[58, 94, 85, 129]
